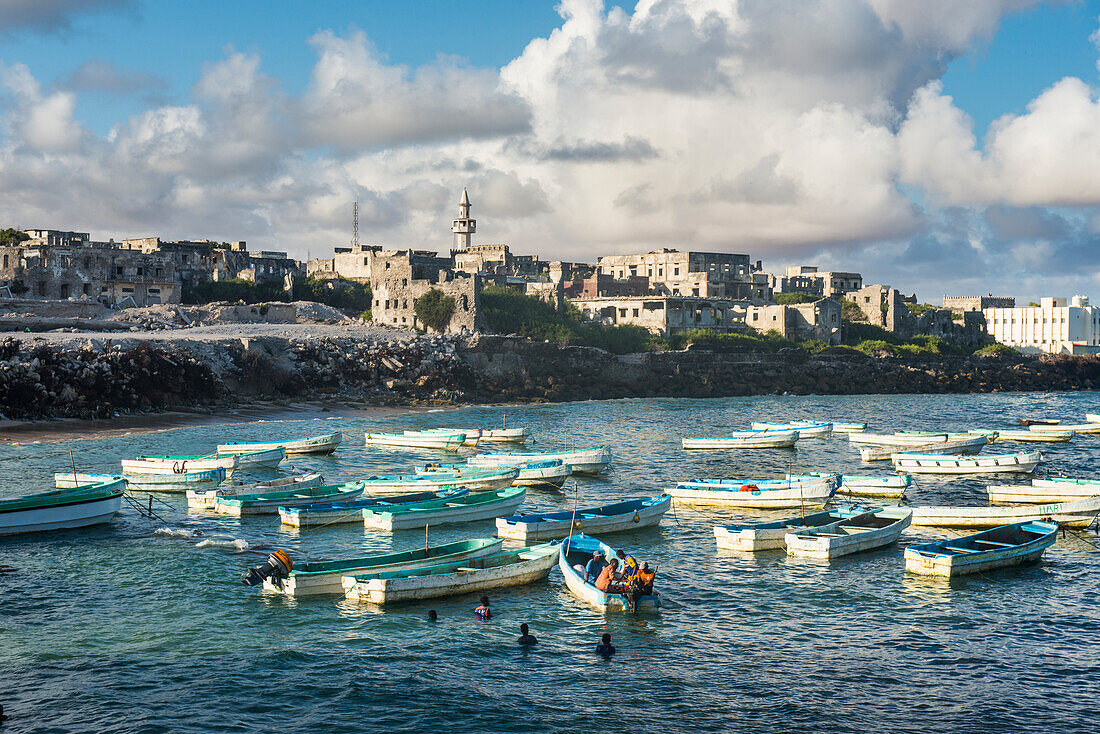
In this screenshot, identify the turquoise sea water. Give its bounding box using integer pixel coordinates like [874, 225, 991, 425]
[3, 392, 1100, 733]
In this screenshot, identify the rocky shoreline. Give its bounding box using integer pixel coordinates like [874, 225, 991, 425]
[1, 332, 1098, 422]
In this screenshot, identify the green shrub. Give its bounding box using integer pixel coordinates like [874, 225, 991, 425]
[855, 339, 896, 356]
[414, 288, 456, 332]
[0, 228, 30, 247]
[907, 303, 937, 316]
[840, 298, 866, 322]
[973, 343, 1021, 357]
[774, 293, 820, 305]
[182, 278, 287, 305]
[292, 276, 372, 311]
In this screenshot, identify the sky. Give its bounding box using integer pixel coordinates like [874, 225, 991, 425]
[1, 0, 1100, 303]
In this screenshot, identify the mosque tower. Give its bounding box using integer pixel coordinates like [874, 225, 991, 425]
[451, 187, 476, 251]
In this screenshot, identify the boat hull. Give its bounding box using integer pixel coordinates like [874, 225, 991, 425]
[715, 508, 875, 552]
[343, 544, 559, 604]
[904, 521, 1057, 577]
[122, 455, 238, 474]
[361, 489, 527, 531]
[911, 496, 1100, 528]
[214, 483, 365, 516]
[496, 496, 670, 541]
[267, 538, 504, 596]
[186, 472, 325, 509]
[0, 486, 124, 536]
[218, 432, 342, 456]
[893, 452, 1041, 475]
[56, 469, 226, 492]
[683, 431, 798, 449]
[365, 432, 467, 450]
[468, 447, 611, 475]
[559, 535, 661, 613]
[785, 508, 912, 559]
[668, 477, 835, 508]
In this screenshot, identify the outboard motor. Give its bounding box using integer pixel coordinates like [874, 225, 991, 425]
[241, 550, 293, 589]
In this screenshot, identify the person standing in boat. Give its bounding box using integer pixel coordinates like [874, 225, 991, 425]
[616, 549, 638, 582]
[474, 596, 492, 620]
[584, 550, 608, 584]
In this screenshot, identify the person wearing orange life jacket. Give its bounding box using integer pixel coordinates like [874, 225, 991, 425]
[474, 595, 491, 620]
[635, 562, 656, 595]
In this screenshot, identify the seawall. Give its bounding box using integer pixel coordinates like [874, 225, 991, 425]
[1, 333, 1098, 421]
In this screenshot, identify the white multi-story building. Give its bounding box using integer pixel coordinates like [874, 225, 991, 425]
[984, 296, 1100, 354]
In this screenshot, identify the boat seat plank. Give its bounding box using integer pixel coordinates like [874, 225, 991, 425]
[943, 545, 979, 553]
[973, 541, 1014, 547]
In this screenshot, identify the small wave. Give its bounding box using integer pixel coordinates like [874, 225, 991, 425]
[195, 538, 251, 552]
[154, 527, 199, 539]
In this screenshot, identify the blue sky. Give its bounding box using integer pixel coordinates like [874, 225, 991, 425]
[2, 1, 1100, 302]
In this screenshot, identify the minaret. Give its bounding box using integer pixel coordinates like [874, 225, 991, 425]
[452, 187, 476, 251]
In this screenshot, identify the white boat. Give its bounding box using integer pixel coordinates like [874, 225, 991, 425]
[217, 446, 286, 471]
[904, 521, 1058, 578]
[682, 430, 799, 449]
[559, 534, 661, 612]
[668, 475, 836, 508]
[214, 481, 366, 516]
[121, 453, 239, 475]
[342, 542, 560, 605]
[785, 507, 912, 559]
[828, 473, 910, 499]
[404, 428, 482, 447]
[360, 487, 527, 531]
[479, 427, 530, 443]
[892, 451, 1041, 475]
[0, 479, 125, 536]
[186, 472, 325, 509]
[372, 467, 519, 494]
[848, 432, 975, 447]
[714, 507, 878, 552]
[751, 421, 832, 437]
[911, 496, 1100, 528]
[55, 468, 226, 492]
[987, 477, 1100, 503]
[279, 489, 468, 528]
[859, 435, 988, 462]
[967, 428, 1074, 443]
[496, 496, 671, 541]
[1029, 422, 1100, 434]
[217, 432, 342, 456]
[832, 422, 868, 433]
[468, 446, 611, 475]
[264, 538, 503, 596]
[365, 431, 468, 450]
[424, 459, 570, 488]
[1087, 413, 1100, 424]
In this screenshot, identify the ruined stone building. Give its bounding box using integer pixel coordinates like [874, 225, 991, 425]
[370, 249, 482, 333]
[747, 299, 842, 344]
[571, 294, 748, 335]
[597, 249, 769, 301]
[851, 284, 989, 347]
[769, 265, 863, 298]
[942, 294, 1015, 314]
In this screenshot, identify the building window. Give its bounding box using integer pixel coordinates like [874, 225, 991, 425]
[375, 299, 380, 307]
[116, 266, 123, 276]
[84, 257, 91, 268]
[36, 282, 46, 296]
[402, 300, 408, 309]
[385, 262, 391, 269]
[364, 257, 369, 265]
[60, 284, 70, 298]
[149, 288, 160, 294]
[122, 287, 134, 294]
[2, 255, 6, 268]
[752, 312, 759, 321]
[674, 268, 679, 276]
[632, 308, 639, 317]
[83, 284, 90, 295]
[619, 308, 627, 317]
[402, 278, 407, 286]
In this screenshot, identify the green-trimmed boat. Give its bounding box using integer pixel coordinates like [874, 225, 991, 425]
[1, 479, 125, 536]
[214, 481, 366, 516]
[262, 538, 505, 596]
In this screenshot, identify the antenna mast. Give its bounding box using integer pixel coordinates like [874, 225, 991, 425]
[352, 201, 359, 248]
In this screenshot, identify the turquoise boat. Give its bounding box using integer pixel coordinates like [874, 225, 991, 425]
[559, 534, 661, 613]
[214, 481, 366, 516]
[905, 521, 1058, 578]
[714, 506, 878, 552]
[360, 486, 526, 531]
[279, 488, 469, 528]
[1, 479, 125, 536]
[262, 537, 504, 596]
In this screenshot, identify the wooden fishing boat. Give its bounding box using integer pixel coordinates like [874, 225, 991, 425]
[803, 473, 910, 499]
[423, 459, 569, 488]
[122, 453, 239, 475]
[364, 431, 468, 450]
[367, 467, 519, 494]
[1019, 418, 1061, 426]
[668, 475, 836, 508]
[264, 537, 503, 596]
[1087, 413, 1100, 424]
[911, 496, 1100, 528]
[279, 488, 468, 528]
[858, 435, 988, 462]
[361, 486, 527, 531]
[1029, 422, 1100, 434]
[404, 428, 482, 447]
[186, 472, 324, 509]
[831, 422, 868, 433]
[479, 427, 530, 443]
[468, 446, 611, 475]
[217, 432, 342, 456]
[751, 421, 832, 437]
[892, 451, 1041, 475]
[559, 534, 661, 612]
[56, 468, 226, 492]
[848, 431, 975, 447]
[987, 477, 1100, 503]
[785, 507, 912, 559]
[682, 430, 799, 449]
[0, 479, 125, 536]
[967, 428, 1074, 443]
[496, 496, 671, 541]
[904, 521, 1058, 578]
[342, 542, 560, 605]
[213, 481, 366, 516]
[714, 507, 878, 551]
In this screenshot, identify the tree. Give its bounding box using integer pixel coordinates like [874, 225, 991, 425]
[0, 228, 30, 247]
[414, 288, 456, 332]
[774, 293, 820, 305]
